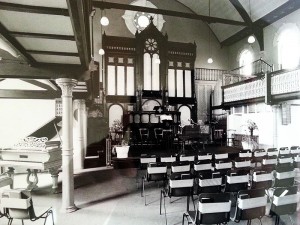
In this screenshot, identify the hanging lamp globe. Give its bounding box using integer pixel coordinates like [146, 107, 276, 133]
[100, 16, 109, 26]
[207, 57, 213, 64]
[99, 48, 105, 55]
[248, 35, 255, 44]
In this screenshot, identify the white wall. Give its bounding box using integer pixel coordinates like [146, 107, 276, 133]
[227, 100, 300, 149]
[0, 99, 56, 148]
[228, 8, 300, 70]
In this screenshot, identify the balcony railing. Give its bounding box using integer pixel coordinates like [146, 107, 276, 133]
[223, 68, 300, 104]
[195, 68, 227, 81]
[230, 58, 273, 76]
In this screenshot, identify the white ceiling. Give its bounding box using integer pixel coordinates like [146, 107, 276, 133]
[0, 0, 298, 68]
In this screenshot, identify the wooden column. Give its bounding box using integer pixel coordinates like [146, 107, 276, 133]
[55, 78, 78, 213]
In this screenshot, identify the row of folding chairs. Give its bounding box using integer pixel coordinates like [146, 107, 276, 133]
[182, 186, 298, 225]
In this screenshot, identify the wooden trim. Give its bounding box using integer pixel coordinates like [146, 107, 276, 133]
[66, 0, 90, 70]
[92, 1, 246, 26]
[222, 0, 300, 47]
[0, 2, 69, 16]
[0, 22, 36, 65]
[27, 50, 79, 57]
[11, 31, 75, 41]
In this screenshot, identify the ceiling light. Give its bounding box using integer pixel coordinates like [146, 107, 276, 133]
[207, 58, 213, 64]
[99, 48, 105, 55]
[248, 35, 255, 44]
[100, 16, 109, 26]
[137, 15, 150, 28]
[207, 0, 213, 64]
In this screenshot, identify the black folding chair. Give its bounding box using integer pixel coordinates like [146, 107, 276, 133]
[270, 186, 298, 225]
[182, 193, 231, 225]
[232, 188, 267, 225]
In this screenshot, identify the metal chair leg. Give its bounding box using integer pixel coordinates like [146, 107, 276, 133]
[160, 190, 163, 215]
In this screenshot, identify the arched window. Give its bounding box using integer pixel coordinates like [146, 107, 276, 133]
[239, 49, 253, 76]
[277, 25, 300, 70]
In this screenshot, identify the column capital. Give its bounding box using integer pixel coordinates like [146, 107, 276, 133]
[56, 78, 77, 97]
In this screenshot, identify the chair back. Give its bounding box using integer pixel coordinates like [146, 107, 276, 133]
[171, 161, 190, 173]
[146, 162, 167, 181]
[239, 150, 252, 158]
[279, 147, 290, 155]
[290, 146, 300, 156]
[179, 155, 195, 162]
[154, 128, 163, 140]
[252, 169, 273, 189]
[168, 173, 193, 197]
[271, 186, 298, 216]
[198, 153, 212, 161]
[225, 169, 250, 192]
[215, 153, 228, 160]
[277, 154, 293, 165]
[1, 190, 35, 220]
[139, 128, 149, 140]
[140, 155, 157, 169]
[196, 193, 231, 224]
[267, 148, 278, 156]
[234, 157, 251, 169]
[253, 149, 267, 158]
[215, 158, 232, 170]
[198, 171, 222, 193]
[194, 160, 213, 172]
[234, 188, 267, 222]
[262, 155, 277, 170]
[274, 164, 295, 187]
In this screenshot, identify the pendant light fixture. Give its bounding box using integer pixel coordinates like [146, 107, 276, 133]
[100, 0, 109, 26]
[207, 0, 213, 64]
[98, 9, 105, 56]
[89, 8, 98, 72]
[247, 0, 255, 44]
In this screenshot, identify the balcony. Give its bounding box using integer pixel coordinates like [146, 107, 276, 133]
[222, 68, 300, 106]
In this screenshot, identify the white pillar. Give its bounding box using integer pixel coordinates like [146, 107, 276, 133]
[272, 105, 279, 148]
[55, 78, 78, 213]
[73, 99, 86, 170]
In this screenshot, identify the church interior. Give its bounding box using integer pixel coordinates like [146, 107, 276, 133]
[0, 0, 300, 224]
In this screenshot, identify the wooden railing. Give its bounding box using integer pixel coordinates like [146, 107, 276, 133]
[195, 68, 227, 81]
[222, 68, 300, 104]
[230, 58, 273, 76]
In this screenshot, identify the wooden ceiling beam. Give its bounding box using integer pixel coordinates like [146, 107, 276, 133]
[229, 0, 252, 25]
[10, 31, 75, 41]
[27, 50, 79, 57]
[66, 0, 90, 70]
[0, 2, 69, 16]
[0, 89, 60, 99]
[0, 22, 36, 65]
[222, 0, 300, 49]
[92, 1, 247, 26]
[20, 79, 54, 90]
